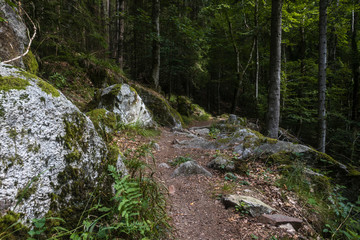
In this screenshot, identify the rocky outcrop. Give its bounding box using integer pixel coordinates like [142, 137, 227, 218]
[132, 84, 183, 128]
[98, 84, 155, 127]
[259, 214, 303, 230]
[0, 64, 125, 223]
[0, 2, 28, 68]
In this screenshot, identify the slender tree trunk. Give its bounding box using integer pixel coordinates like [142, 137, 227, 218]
[117, 0, 125, 68]
[255, 0, 259, 100]
[266, 0, 283, 138]
[352, 5, 359, 121]
[152, 0, 160, 90]
[318, 0, 328, 152]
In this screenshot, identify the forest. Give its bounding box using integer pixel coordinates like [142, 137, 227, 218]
[16, 0, 359, 166]
[1, 0, 360, 239]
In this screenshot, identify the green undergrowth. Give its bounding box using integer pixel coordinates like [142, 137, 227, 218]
[275, 159, 360, 239]
[116, 122, 160, 138]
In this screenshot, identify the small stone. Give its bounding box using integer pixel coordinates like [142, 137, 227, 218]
[158, 163, 170, 169]
[279, 223, 296, 234]
[259, 214, 303, 230]
[153, 143, 160, 151]
[168, 185, 175, 195]
[207, 156, 235, 171]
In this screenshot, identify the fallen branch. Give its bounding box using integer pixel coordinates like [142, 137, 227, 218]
[1, 4, 37, 64]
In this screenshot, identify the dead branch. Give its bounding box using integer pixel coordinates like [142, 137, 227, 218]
[1, 4, 37, 65]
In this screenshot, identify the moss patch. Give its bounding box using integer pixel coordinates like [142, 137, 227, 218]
[86, 109, 117, 142]
[64, 150, 82, 164]
[0, 76, 29, 92]
[23, 50, 39, 75]
[0, 211, 29, 240]
[61, 112, 87, 152]
[37, 80, 60, 97]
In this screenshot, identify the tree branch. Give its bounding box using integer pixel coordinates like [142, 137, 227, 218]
[1, 5, 37, 65]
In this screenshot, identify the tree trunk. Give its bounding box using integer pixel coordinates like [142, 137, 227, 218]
[117, 0, 125, 68]
[352, 4, 359, 122]
[152, 0, 160, 90]
[318, 0, 328, 153]
[266, 0, 283, 138]
[255, 0, 259, 100]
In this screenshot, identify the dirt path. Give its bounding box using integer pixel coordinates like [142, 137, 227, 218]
[151, 126, 310, 240]
[116, 122, 315, 239]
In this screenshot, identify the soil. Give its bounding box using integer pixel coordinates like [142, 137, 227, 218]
[115, 121, 319, 240]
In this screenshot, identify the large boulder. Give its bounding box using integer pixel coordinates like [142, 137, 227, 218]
[0, 64, 125, 223]
[132, 84, 183, 128]
[98, 84, 155, 127]
[0, 2, 28, 68]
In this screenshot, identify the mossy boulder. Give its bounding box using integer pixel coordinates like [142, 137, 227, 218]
[0, 2, 28, 68]
[132, 84, 183, 128]
[0, 64, 125, 225]
[98, 84, 155, 127]
[174, 95, 211, 122]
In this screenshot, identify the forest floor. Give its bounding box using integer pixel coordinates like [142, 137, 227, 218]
[115, 120, 319, 240]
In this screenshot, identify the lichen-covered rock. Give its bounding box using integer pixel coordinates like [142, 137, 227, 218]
[98, 84, 155, 127]
[222, 195, 276, 217]
[171, 161, 212, 178]
[132, 84, 183, 128]
[0, 63, 125, 223]
[0, 2, 28, 68]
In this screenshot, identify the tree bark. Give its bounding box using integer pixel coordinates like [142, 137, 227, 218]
[266, 0, 283, 138]
[152, 0, 161, 90]
[352, 4, 359, 122]
[117, 0, 125, 68]
[255, 0, 259, 100]
[318, 0, 328, 152]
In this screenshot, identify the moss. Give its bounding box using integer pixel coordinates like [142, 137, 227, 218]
[61, 112, 87, 152]
[37, 80, 60, 97]
[16, 182, 38, 201]
[0, 104, 5, 117]
[27, 143, 40, 153]
[109, 84, 122, 96]
[39, 97, 45, 103]
[348, 168, 360, 176]
[16, 70, 39, 81]
[86, 109, 117, 142]
[23, 50, 39, 75]
[8, 128, 18, 140]
[0, 76, 29, 92]
[19, 93, 29, 100]
[65, 150, 82, 164]
[268, 151, 293, 165]
[0, 211, 29, 240]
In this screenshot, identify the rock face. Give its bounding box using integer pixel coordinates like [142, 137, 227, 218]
[222, 195, 275, 217]
[0, 2, 28, 68]
[98, 84, 155, 127]
[132, 84, 183, 128]
[0, 64, 125, 222]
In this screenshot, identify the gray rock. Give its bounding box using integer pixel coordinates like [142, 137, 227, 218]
[207, 156, 235, 171]
[99, 84, 155, 127]
[259, 214, 303, 230]
[0, 2, 28, 68]
[171, 161, 212, 178]
[133, 84, 182, 128]
[222, 195, 276, 217]
[191, 128, 210, 136]
[254, 141, 311, 156]
[0, 64, 125, 222]
[158, 163, 170, 169]
[174, 136, 213, 149]
[279, 223, 296, 234]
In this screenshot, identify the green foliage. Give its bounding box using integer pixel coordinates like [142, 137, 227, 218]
[49, 73, 67, 89]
